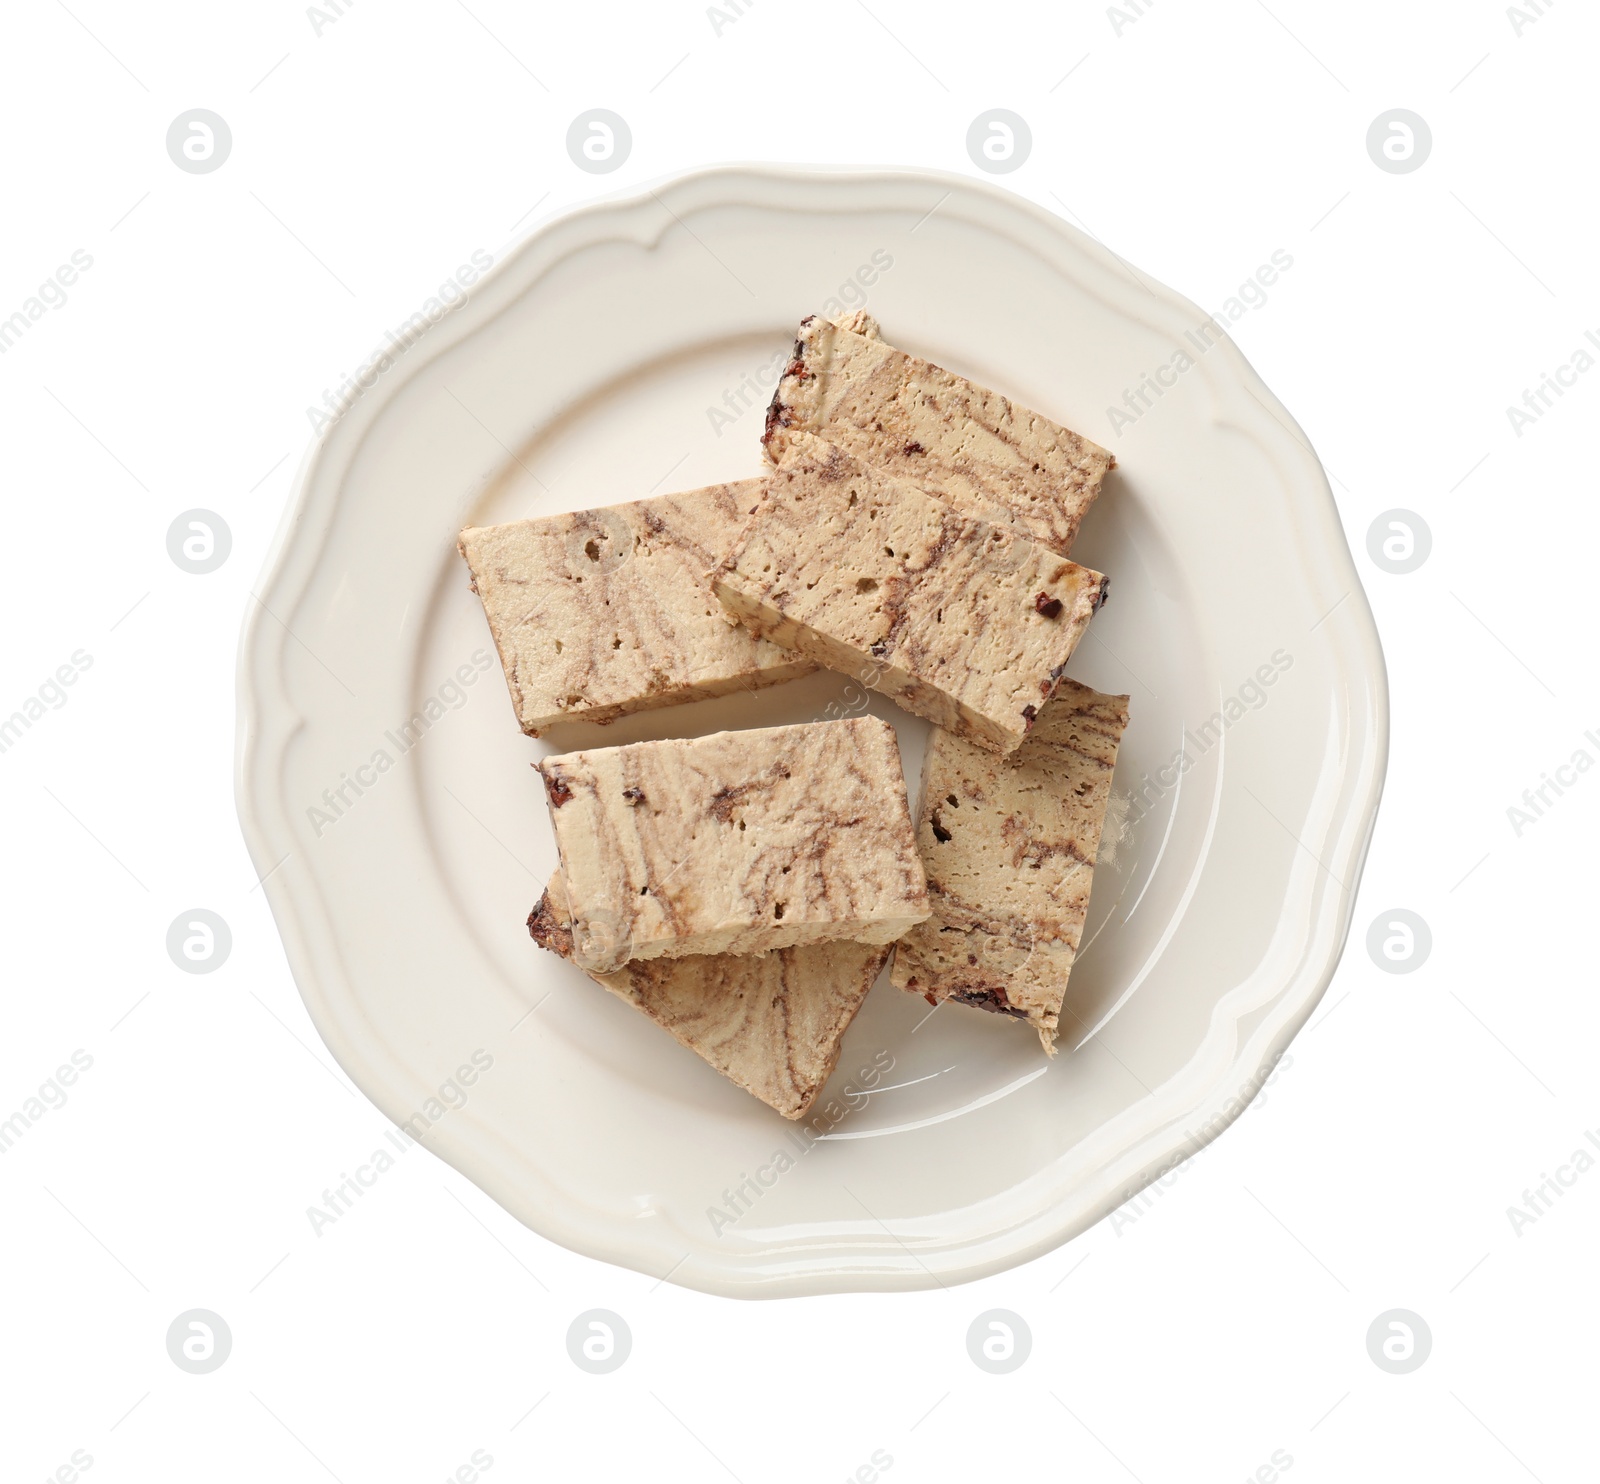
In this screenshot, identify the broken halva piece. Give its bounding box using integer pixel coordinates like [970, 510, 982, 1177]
[529, 871, 889, 1120]
[891, 680, 1130, 1054]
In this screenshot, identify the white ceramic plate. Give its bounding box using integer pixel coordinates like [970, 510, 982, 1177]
[236, 165, 1386, 1297]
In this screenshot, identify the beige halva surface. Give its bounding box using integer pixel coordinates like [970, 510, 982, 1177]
[529, 871, 889, 1119]
[712, 432, 1107, 756]
[763, 310, 1114, 557]
[458, 482, 814, 736]
[891, 679, 1130, 1053]
[538, 717, 929, 975]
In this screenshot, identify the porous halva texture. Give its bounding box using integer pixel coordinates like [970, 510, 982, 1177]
[712, 432, 1107, 756]
[537, 717, 929, 974]
[890, 680, 1130, 1054]
[763, 311, 1113, 556]
[529, 871, 888, 1120]
[459, 483, 814, 736]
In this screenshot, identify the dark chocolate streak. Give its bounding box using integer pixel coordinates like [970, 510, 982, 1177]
[949, 986, 1030, 1020]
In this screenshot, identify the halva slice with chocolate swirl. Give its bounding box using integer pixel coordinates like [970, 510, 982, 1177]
[537, 717, 929, 975]
[890, 680, 1129, 1054]
[459, 483, 814, 736]
[711, 432, 1107, 756]
[529, 871, 888, 1120]
[763, 311, 1113, 556]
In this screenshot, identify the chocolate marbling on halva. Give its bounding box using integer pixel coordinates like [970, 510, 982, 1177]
[891, 680, 1130, 1053]
[763, 310, 1113, 557]
[712, 432, 1107, 756]
[459, 482, 814, 736]
[538, 717, 929, 975]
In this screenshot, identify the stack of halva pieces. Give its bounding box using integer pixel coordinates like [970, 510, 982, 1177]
[459, 311, 1131, 1119]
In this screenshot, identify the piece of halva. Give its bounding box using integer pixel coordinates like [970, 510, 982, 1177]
[459, 483, 814, 736]
[711, 432, 1108, 756]
[763, 311, 1113, 556]
[537, 717, 929, 974]
[890, 680, 1130, 1053]
[528, 871, 888, 1120]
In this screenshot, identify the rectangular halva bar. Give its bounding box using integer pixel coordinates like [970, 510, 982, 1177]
[459, 482, 814, 736]
[529, 871, 889, 1120]
[712, 432, 1107, 756]
[763, 311, 1114, 556]
[890, 680, 1130, 1053]
[537, 717, 929, 974]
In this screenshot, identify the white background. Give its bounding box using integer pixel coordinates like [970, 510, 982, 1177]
[2, 1, 1596, 1480]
